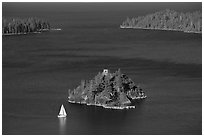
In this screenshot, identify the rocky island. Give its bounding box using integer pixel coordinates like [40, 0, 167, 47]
[2, 17, 51, 35]
[120, 9, 202, 33]
[68, 69, 147, 109]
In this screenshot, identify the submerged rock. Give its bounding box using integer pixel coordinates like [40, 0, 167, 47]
[67, 69, 147, 109]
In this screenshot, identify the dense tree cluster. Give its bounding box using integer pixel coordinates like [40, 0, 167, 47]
[68, 69, 146, 108]
[2, 17, 50, 35]
[120, 9, 202, 33]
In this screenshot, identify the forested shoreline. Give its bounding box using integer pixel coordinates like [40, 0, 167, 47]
[120, 9, 202, 33]
[2, 17, 50, 35]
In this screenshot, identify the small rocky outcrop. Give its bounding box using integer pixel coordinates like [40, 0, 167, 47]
[68, 69, 146, 109]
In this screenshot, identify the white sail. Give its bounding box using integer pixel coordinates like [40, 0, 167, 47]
[59, 104, 67, 116]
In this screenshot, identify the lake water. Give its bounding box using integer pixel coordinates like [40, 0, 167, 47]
[2, 3, 202, 135]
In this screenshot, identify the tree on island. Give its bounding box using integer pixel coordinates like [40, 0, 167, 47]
[2, 17, 50, 35]
[68, 69, 147, 109]
[120, 9, 202, 33]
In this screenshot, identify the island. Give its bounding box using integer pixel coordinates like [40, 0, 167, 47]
[2, 17, 50, 35]
[68, 69, 147, 109]
[120, 9, 202, 33]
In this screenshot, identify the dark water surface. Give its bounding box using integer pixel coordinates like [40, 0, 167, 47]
[2, 3, 202, 135]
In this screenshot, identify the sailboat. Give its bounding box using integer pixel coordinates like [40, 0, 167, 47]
[58, 104, 67, 118]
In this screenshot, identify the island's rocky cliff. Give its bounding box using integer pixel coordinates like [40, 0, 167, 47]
[68, 69, 146, 109]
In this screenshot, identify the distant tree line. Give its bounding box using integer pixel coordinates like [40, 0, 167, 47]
[120, 9, 202, 33]
[2, 17, 50, 35]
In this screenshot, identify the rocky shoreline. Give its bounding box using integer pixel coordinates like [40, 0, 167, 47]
[120, 26, 201, 34]
[68, 95, 147, 110]
[68, 99, 137, 109]
[2, 28, 62, 36]
[2, 29, 49, 36]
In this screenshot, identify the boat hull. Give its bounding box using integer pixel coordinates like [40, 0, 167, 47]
[58, 115, 67, 118]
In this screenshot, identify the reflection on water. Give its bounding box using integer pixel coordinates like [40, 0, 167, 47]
[58, 117, 67, 135]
